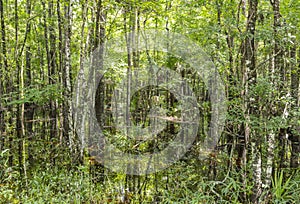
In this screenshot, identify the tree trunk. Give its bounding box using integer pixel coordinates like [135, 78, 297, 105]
[290, 42, 300, 168]
[14, 0, 26, 181]
[93, 0, 106, 183]
[63, 0, 75, 154]
[241, 0, 260, 202]
[0, 0, 7, 152]
[24, 0, 35, 170]
[57, 0, 64, 143]
[48, 0, 57, 143]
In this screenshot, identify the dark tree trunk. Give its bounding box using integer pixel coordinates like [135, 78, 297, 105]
[290, 43, 300, 168]
[48, 0, 57, 142]
[0, 0, 7, 152]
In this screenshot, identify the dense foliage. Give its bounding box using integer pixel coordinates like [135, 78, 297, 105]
[0, 0, 300, 203]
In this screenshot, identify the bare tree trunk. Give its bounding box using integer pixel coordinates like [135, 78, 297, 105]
[0, 0, 7, 152]
[0, 0, 14, 167]
[48, 0, 57, 143]
[57, 0, 64, 144]
[290, 42, 300, 168]
[63, 0, 75, 154]
[263, 51, 276, 195]
[14, 0, 27, 182]
[265, 130, 275, 189]
[78, 0, 88, 163]
[42, 0, 55, 164]
[41, 1, 50, 128]
[24, 0, 35, 170]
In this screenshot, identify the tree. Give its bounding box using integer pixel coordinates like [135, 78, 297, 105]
[63, 0, 75, 154]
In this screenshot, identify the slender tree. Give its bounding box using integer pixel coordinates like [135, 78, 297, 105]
[290, 43, 300, 168]
[241, 0, 260, 202]
[0, 0, 6, 152]
[63, 0, 75, 153]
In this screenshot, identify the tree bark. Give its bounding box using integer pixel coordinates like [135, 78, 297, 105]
[0, 0, 7, 152]
[24, 0, 35, 170]
[290, 42, 300, 168]
[15, 0, 24, 179]
[241, 0, 260, 202]
[57, 0, 64, 143]
[63, 0, 75, 153]
[48, 0, 57, 142]
[93, 0, 106, 183]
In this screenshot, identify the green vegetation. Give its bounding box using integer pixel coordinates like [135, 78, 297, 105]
[0, 0, 300, 203]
